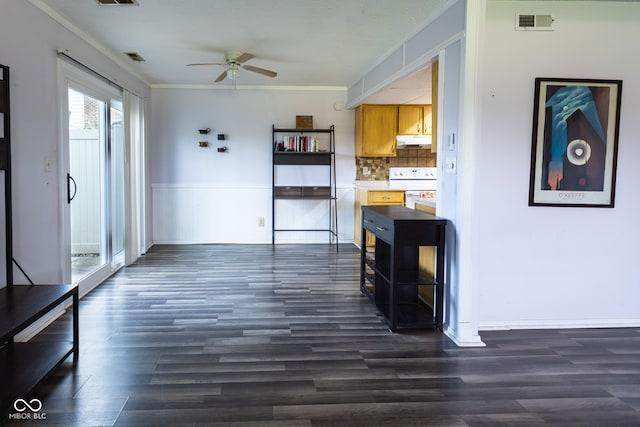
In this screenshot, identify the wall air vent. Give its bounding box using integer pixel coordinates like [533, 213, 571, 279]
[96, 0, 139, 5]
[516, 13, 554, 31]
[124, 52, 145, 62]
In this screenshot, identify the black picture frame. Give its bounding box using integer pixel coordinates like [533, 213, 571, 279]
[528, 78, 622, 207]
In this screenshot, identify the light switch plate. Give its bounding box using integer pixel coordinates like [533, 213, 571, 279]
[445, 157, 456, 174]
[447, 133, 456, 151]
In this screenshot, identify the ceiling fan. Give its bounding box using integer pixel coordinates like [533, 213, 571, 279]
[187, 51, 277, 83]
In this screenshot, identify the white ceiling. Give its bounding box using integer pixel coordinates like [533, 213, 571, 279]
[31, 0, 445, 103]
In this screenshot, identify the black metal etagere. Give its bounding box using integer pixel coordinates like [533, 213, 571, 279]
[0, 64, 12, 286]
[271, 124, 338, 249]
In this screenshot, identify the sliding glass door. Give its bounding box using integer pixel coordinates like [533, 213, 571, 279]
[62, 67, 124, 293]
[68, 88, 107, 282]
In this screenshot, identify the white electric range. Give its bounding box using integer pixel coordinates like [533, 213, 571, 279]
[388, 167, 437, 208]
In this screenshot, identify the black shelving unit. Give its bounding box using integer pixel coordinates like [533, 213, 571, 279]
[0, 64, 79, 415]
[360, 205, 446, 331]
[0, 64, 12, 285]
[272, 125, 338, 248]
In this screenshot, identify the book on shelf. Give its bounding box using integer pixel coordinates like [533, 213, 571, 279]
[274, 135, 318, 152]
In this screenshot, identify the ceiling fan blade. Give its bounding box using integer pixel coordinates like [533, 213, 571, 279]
[187, 62, 226, 66]
[242, 64, 277, 78]
[214, 70, 228, 83]
[234, 52, 255, 63]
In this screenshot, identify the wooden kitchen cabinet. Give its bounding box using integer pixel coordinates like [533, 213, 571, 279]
[398, 105, 432, 136]
[355, 104, 398, 157]
[354, 188, 405, 247]
[365, 191, 405, 204]
[423, 105, 433, 135]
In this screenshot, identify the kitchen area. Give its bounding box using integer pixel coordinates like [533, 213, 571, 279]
[353, 63, 439, 245]
[352, 63, 444, 331]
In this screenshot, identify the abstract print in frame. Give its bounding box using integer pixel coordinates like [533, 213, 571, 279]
[528, 78, 622, 207]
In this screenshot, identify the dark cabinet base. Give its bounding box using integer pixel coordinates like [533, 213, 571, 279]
[360, 205, 446, 331]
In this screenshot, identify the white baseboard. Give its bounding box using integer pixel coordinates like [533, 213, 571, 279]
[479, 319, 640, 331]
[443, 324, 486, 347]
[13, 306, 68, 342]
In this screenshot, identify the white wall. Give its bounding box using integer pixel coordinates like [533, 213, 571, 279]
[150, 87, 355, 244]
[474, 1, 640, 328]
[0, 1, 150, 284]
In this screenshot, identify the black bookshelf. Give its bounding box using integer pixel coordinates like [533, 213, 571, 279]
[271, 125, 338, 248]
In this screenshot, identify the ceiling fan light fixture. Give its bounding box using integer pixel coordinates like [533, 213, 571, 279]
[227, 63, 240, 81]
[186, 51, 277, 84]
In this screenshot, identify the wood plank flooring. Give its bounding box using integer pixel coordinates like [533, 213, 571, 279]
[6, 244, 640, 426]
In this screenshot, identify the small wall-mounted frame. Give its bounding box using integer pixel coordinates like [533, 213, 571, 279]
[217, 146, 228, 153]
[217, 134, 226, 140]
[199, 141, 209, 147]
[528, 77, 622, 207]
[199, 128, 211, 135]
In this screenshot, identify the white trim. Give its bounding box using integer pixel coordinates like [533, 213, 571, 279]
[153, 183, 272, 190]
[444, 325, 486, 347]
[150, 84, 348, 91]
[346, 31, 465, 109]
[479, 319, 640, 331]
[57, 60, 71, 284]
[59, 60, 123, 102]
[58, 58, 126, 294]
[452, 0, 486, 346]
[29, 0, 151, 86]
[13, 306, 67, 342]
[152, 183, 354, 190]
[345, 0, 461, 90]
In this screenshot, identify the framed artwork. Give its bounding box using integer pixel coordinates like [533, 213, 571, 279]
[528, 78, 622, 207]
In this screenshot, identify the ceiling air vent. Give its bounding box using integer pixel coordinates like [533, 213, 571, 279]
[96, 0, 139, 5]
[516, 13, 554, 31]
[124, 52, 145, 62]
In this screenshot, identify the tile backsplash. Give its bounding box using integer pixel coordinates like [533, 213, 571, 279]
[356, 149, 437, 180]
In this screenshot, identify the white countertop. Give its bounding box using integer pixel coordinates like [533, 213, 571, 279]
[354, 180, 403, 190]
[354, 180, 437, 192]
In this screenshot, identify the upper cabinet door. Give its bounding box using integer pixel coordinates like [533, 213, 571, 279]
[422, 105, 433, 135]
[355, 105, 398, 157]
[398, 105, 433, 136]
[398, 105, 423, 135]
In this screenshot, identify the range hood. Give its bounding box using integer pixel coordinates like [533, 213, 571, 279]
[396, 135, 432, 148]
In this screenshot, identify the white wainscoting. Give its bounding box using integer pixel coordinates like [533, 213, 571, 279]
[152, 185, 354, 244]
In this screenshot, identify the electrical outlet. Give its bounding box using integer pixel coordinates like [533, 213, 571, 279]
[362, 166, 370, 175]
[44, 157, 53, 172]
[258, 217, 265, 227]
[445, 157, 457, 174]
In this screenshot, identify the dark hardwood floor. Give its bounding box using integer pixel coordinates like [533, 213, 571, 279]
[6, 244, 640, 426]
